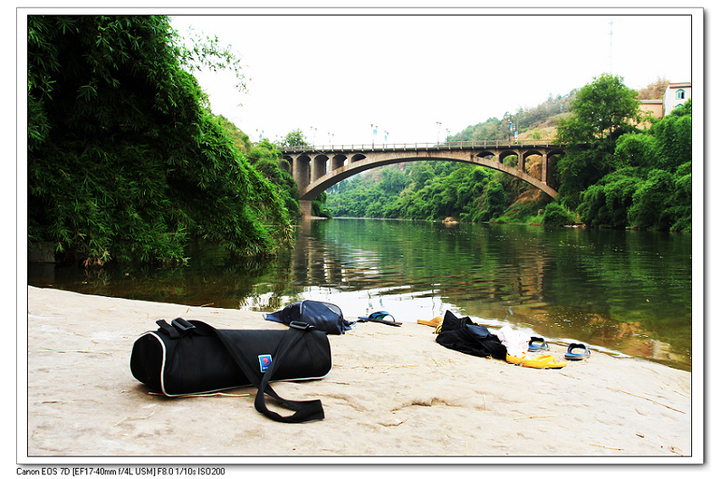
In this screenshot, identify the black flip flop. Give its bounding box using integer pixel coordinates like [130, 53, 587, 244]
[564, 343, 590, 360]
[358, 311, 402, 327]
[528, 337, 549, 352]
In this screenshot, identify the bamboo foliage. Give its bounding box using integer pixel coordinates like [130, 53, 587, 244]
[27, 15, 291, 265]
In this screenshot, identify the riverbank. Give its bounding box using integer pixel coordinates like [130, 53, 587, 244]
[23, 286, 695, 462]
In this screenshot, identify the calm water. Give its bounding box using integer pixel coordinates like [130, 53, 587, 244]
[27, 219, 693, 371]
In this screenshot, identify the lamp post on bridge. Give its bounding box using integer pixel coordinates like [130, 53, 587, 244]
[371, 124, 378, 147]
[436, 121, 442, 145]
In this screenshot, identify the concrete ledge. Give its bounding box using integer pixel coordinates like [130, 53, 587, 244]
[23, 286, 694, 461]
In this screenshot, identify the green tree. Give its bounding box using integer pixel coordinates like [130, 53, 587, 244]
[312, 191, 333, 218]
[245, 139, 300, 218]
[623, 100, 691, 231]
[651, 99, 692, 171]
[614, 133, 659, 170]
[279, 129, 310, 148]
[378, 167, 408, 195]
[215, 114, 252, 152]
[555, 73, 640, 208]
[473, 180, 508, 222]
[668, 161, 692, 231]
[573, 97, 691, 231]
[576, 170, 642, 228]
[27, 15, 290, 265]
[406, 162, 434, 191]
[542, 202, 576, 226]
[627, 169, 675, 229]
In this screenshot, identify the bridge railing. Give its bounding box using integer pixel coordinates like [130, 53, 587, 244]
[281, 139, 565, 153]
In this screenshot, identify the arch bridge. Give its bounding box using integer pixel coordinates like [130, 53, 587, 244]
[281, 140, 566, 217]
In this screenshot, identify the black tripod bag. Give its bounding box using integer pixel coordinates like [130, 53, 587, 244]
[130, 318, 332, 423]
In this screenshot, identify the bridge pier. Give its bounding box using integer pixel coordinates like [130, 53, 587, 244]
[299, 200, 313, 218]
[293, 155, 310, 191]
[331, 155, 345, 170]
[311, 155, 328, 182]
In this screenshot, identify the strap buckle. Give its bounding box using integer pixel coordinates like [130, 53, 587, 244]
[289, 321, 312, 331]
[171, 318, 196, 331]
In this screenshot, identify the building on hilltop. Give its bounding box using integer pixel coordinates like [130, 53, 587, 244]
[637, 99, 664, 129]
[631, 82, 690, 129]
[663, 82, 692, 116]
[640, 99, 663, 118]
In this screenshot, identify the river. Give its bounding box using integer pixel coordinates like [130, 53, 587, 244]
[27, 218, 694, 371]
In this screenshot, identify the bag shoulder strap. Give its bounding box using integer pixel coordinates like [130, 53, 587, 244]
[214, 322, 325, 424]
[156, 320, 180, 338]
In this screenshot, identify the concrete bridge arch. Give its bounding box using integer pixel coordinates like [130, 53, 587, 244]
[281, 141, 564, 217]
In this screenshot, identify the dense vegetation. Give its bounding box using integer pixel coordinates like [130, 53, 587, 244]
[556, 73, 691, 231]
[28, 15, 293, 265]
[575, 99, 691, 231]
[325, 74, 692, 232]
[326, 162, 513, 222]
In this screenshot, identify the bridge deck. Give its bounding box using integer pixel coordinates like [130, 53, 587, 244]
[281, 139, 565, 154]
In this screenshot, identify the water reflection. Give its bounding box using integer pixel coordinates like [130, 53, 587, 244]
[27, 218, 692, 370]
[243, 219, 691, 370]
[288, 219, 691, 370]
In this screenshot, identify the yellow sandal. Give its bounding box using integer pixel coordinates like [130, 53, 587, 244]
[506, 353, 566, 369]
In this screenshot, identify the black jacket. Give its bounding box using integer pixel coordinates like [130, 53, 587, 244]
[436, 310, 507, 359]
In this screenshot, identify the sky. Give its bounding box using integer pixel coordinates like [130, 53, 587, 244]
[169, 8, 696, 147]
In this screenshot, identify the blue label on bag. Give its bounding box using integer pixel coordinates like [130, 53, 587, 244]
[258, 354, 272, 373]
